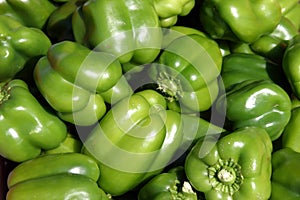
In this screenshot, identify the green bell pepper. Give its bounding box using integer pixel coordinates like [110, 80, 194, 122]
[199, 0, 282, 43]
[0, 0, 56, 29]
[283, 34, 300, 99]
[215, 80, 291, 141]
[185, 126, 273, 199]
[270, 148, 300, 199]
[72, 0, 162, 64]
[220, 53, 287, 91]
[0, 79, 67, 162]
[34, 40, 133, 126]
[0, 15, 51, 82]
[82, 89, 184, 196]
[7, 152, 100, 188]
[148, 32, 222, 112]
[138, 166, 197, 200]
[152, 0, 195, 27]
[282, 105, 300, 153]
[250, 16, 298, 63]
[284, 3, 300, 31]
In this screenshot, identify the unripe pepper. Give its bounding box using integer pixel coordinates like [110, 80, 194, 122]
[34, 41, 133, 126]
[185, 126, 273, 199]
[0, 15, 51, 82]
[0, 79, 67, 162]
[82, 89, 184, 196]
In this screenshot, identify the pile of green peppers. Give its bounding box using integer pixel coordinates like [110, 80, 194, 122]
[0, 0, 300, 199]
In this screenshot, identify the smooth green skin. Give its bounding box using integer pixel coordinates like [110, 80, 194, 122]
[282, 107, 300, 153]
[185, 126, 273, 200]
[138, 166, 197, 200]
[149, 33, 222, 112]
[220, 53, 286, 91]
[46, 0, 87, 41]
[0, 79, 67, 162]
[43, 133, 83, 154]
[270, 148, 300, 200]
[285, 4, 300, 31]
[283, 34, 300, 99]
[34, 41, 132, 126]
[0, 15, 51, 82]
[250, 16, 298, 63]
[199, 0, 282, 43]
[216, 80, 291, 141]
[82, 89, 184, 196]
[153, 0, 195, 27]
[0, 0, 56, 29]
[6, 174, 109, 200]
[73, 0, 162, 64]
[277, 0, 299, 14]
[7, 152, 100, 188]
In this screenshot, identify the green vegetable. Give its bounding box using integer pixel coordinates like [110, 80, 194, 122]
[185, 126, 273, 199]
[0, 79, 67, 163]
[283, 34, 300, 99]
[6, 174, 109, 200]
[284, 3, 300, 30]
[199, 0, 282, 43]
[220, 53, 286, 90]
[148, 32, 222, 112]
[282, 106, 300, 153]
[270, 148, 300, 199]
[215, 80, 291, 141]
[0, 15, 51, 82]
[7, 152, 100, 188]
[82, 89, 184, 196]
[152, 0, 195, 27]
[0, 0, 56, 29]
[34, 40, 132, 126]
[72, 0, 163, 64]
[138, 166, 197, 200]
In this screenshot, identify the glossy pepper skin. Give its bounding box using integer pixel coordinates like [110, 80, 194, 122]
[82, 89, 184, 196]
[249, 16, 298, 64]
[270, 148, 300, 199]
[152, 0, 195, 27]
[220, 53, 287, 91]
[34, 41, 133, 126]
[72, 0, 162, 64]
[283, 34, 300, 99]
[138, 166, 197, 200]
[185, 126, 273, 199]
[149, 32, 222, 112]
[0, 0, 56, 29]
[0, 79, 67, 162]
[0, 15, 51, 82]
[215, 80, 291, 141]
[282, 104, 300, 153]
[199, 0, 282, 43]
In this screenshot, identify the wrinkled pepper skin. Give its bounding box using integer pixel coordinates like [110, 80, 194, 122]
[149, 33, 222, 112]
[282, 105, 300, 153]
[220, 53, 287, 91]
[138, 166, 197, 200]
[6, 174, 109, 200]
[216, 80, 291, 141]
[82, 89, 184, 196]
[0, 15, 51, 82]
[34, 41, 133, 126]
[185, 126, 273, 199]
[72, 0, 162, 64]
[199, 0, 282, 43]
[152, 0, 195, 27]
[0, 79, 67, 162]
[283, 34, 300, 99]
[270, 148, 300, 199]
[7, 152, 100, 188]
[0, 0, 56, 29]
